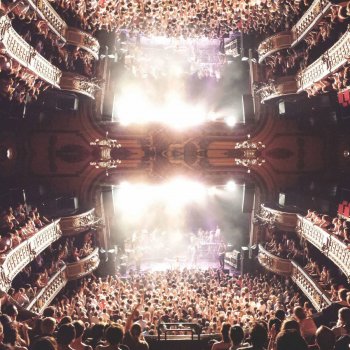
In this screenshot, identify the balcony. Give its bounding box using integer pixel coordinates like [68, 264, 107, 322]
[0, 14, 62, 87]
[65, 27, 100, 59]
[291, 0, 332, 47]
[258, 204, 299, 232]
[257, 32, 293, 63]
[258, 244, 293, 276]
[59, 208, 98, 236]
[25, 0, 67, 41]
[298, 216, 350, 281]
[60, 72, 100, 99]
[27, 266, 67, 314]
[256, 76, 298, 104]
[291, 261, 331, 311]
[297, 27, 350, 92]
[0, 220, 62, 292]
[66, 248, 100, 280]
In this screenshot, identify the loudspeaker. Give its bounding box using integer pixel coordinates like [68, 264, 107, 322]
[242, 184, 255, 213]
[240, 246, 250, 275]
[56, 196, 78, 211]
[278, 192, 296, 207]
[242, 94, 255, 123]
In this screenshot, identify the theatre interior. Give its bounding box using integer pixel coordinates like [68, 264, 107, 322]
[1, 0, 350, 349]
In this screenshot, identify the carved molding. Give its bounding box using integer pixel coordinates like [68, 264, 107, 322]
[297, 27, 350, 92]
[257, 204, 299, 232]
[65, 27, 100, 59]
[291, 261, 331, 311]
[255, 76, 298, 103]
[27, 266, 67, 314]
[60, 72, 100, 99]
[258, 32, 293, 63]
[298, 216, 350, 281]
[25, 0, 67, 40]
[0, 220, 62, 292]
[0, 14, 62, 87]
[59, 208, 100, 235]
[258, 244, 293, 275]
[66, 248, 100, 280]
[291, 0, 332, 47]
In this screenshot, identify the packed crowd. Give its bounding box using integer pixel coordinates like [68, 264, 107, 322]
[51, 0, 309, 38]
[305, 209, 350, 245]
[0, 267, 348, 350]
[264, 228, 347, 302]
[0, 204, 50, 257]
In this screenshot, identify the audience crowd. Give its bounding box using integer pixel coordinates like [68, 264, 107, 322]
[50, 0, 309, 38]
[0, 204, 50, 257]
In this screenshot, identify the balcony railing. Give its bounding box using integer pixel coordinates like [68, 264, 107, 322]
[0, 14, 62, 87]
[27, 266, 67, 314]
[66, 248, 100, 280]
[65, 27, 100, 59]
[0, 220, 62, 292]
[297, 27, 350, 92]
[257, 32, 293, 63]
[291, 0, 332, 47]
[298, 216, 350, 281]
[258, 204, 299, 232]
[258, 244, 293, 276]
[60, 72, 100, 99]
[291, 261, 331, 311]
[25, 0, 67, 41]
[60, 208, 98, 235]
[256, 76, 298, 104]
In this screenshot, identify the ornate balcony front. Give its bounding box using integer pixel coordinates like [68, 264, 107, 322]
[27, 266, 67, 314]
[291, 0, 332, 47]
[0, 14, 62, 87]
[257, 32, 293, 63]
[258, 244, 293, 276]
[258, 204, 299, 232]
[298, 216, 350, 281]
[256, 76, 298, 104]
[65, 27, 100, 59]
[60, 72, 100, 99]
[297, 27, 350, 92]
[60, 208, 99, 235]
[0, 220, 62, 292]
[66, 248, 100, 280]
[291, 261, 331, 311]
[25, 0, 67, 40]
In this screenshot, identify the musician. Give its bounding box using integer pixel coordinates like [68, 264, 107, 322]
[218, 242, 226, 269]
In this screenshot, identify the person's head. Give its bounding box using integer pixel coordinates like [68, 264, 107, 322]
[276, 330, 308, 350]
[315, 326, 335, 350]
[32, 337, 58, 350]
[56, 324, 76, 346]
[221, 322, 231, 343]
[281, 318, 300, 333]
[43, 306, 56, 318]
[275, 309, 285, 321]
[268, 318, 281, 333]
[339, 288, 349, 302]
[250, 322, 268, 348]
[73, 320, 85, 339]
[41, 317, 56, 335]
[338, 307, 350, 331]
[3, 324, 18, 345]
[105, 325, 124, 345]
[294, 306, 306, 321]
[5, 304, 18, 320]
[131, 323, 142, 339]
[230, 325, 244, 346]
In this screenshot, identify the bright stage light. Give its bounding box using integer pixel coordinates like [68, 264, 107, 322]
[225, 116, 236, 127]
[208, 186, 218, 196]
[226, 180, 237, 191]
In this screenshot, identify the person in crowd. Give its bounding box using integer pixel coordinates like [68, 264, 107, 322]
[212, 322, 231, 350]
[293, 306, 317, 343]
[229, 325, 245, 350]
[237, 322, 268, 350]
[56, 324, 76, 350]
[96, 324, 126, 350]
[315, 326, 336, 350]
